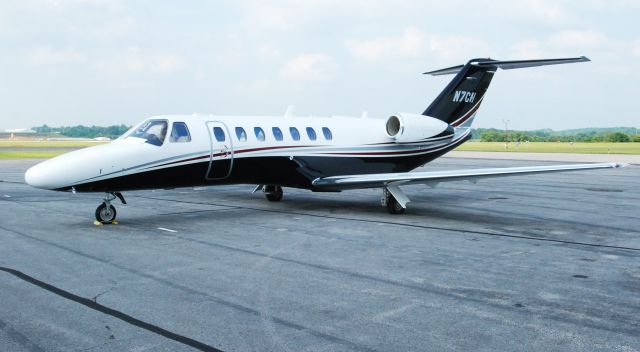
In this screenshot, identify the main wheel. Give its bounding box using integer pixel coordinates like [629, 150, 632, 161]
[95, 203, 117, 224]
[265, 185, 283, 202]
[386, 196, 405, 214]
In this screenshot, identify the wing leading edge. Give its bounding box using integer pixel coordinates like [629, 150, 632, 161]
[312, 162, 627, 190]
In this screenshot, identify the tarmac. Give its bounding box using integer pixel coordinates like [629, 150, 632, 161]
[0, 156, 638, 352]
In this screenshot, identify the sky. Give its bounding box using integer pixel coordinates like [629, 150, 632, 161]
[0, 0, 639, 131]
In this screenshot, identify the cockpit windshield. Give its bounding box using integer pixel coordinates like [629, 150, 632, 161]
[124, 120, 168, 146]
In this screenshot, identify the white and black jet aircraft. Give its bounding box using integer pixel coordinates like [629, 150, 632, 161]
[25, 56, 627, 223]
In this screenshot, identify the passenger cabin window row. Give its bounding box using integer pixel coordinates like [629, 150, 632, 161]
[227, 126, 332, 143]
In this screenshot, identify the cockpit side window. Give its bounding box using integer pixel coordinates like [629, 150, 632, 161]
[170, 122, 192, 143]
[127, 119, 168, 146]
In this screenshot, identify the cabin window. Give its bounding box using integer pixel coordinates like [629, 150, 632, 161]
[127, 119, 168, 146]
[212, 127, 225, 142]
[289, 127, 300, 141]
[254, 127, 266, 141]
[306, 127, 317, 141]
[170, 122, 192, 143]
[272, 127, 284, 141]
[235, 127, 247, 142]
[322, 127, 332, 141]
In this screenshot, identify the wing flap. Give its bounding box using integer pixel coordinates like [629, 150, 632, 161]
[312, 163, 627, 190]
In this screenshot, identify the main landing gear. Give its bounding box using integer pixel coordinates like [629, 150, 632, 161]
[264, 185, 283, 202]
[253, 185, 283, 202]
[381, 185, 410, 214]
[95, 192, 127, 224]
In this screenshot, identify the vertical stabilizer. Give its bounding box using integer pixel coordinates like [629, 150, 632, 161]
[422, 56, 590, 128]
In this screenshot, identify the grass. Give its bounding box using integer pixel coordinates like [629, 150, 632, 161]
[0, 140, 108, 159]
[456, 142, 640, 154]
[0, 151, 69, 159]
[0, 140, 107, 148]
[1, 140, 639, 159]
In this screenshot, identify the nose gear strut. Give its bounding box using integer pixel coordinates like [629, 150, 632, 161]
[95, 192, 127, 224]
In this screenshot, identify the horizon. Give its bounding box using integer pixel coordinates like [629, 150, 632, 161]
[1, 1, 638, 130]
[5, 123, 638, 134]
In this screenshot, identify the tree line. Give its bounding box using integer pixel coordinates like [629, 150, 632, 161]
[473, 128, 640, 143]
[32, 124, 131, 139]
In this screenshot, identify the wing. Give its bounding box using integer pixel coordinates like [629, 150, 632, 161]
[312, 162, 627, 190]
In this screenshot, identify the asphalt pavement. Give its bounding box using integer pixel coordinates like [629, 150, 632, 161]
[0, 157, 638, 351]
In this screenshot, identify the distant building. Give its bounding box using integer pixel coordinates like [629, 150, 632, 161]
[1, 128, 37, 140]
[3, 128, 36, 134]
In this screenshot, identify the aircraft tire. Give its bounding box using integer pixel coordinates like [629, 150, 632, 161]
[386, 196, 405, 214]
[266, 186, 283, 202]
[95, 203, 117, 224]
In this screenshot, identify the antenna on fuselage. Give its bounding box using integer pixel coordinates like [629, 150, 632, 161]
[284, 105, 295, 118]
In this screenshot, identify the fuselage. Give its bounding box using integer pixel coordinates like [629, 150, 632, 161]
[24, 114, 469, 192]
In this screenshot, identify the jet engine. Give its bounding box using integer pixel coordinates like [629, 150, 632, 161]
[385, 113, 453, 143]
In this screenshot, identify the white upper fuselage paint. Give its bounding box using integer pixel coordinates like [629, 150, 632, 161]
[24, 113, 467, 191]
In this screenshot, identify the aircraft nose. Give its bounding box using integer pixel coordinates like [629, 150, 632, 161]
[24, 163, 50, 189]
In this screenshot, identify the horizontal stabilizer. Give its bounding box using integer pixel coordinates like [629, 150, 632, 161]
[424, 56, 590, 76]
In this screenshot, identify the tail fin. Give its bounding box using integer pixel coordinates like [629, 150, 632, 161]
[422, 56, 590, 127]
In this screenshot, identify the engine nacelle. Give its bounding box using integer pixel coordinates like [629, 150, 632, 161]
[385, 113, 453, 143]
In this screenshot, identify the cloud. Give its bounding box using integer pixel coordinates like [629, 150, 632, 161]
[94, 47, 187, 74]
[93, 17, 135, 39]
[37, 0, 125, 12]
[428, 35, 491, 61]
[516, 0, 572, 24]
[280, 53, 336, 81]
[509, 30, 622, 59]
[548, 30, 607, 48]
[27, 46, 86, 65]
[347, 27, 427, 62]
[509, 40, 544, 59]
[256, 44, 281, 60]
[233, 0, 390, 32]
[632, 40, 640, 58]
[347, 27, 490, 63]
[233, 79, 271, 94]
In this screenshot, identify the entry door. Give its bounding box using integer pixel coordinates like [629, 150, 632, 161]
[205, 121, 234, 180]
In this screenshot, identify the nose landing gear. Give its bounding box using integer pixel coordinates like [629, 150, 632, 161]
[95, 192, 127, 224]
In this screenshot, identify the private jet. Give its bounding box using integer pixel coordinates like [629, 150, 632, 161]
[24, 56, 626, 223]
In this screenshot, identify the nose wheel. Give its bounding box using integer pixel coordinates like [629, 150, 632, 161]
[95, 192, 126, 224]
[95, 203, 117, 224]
